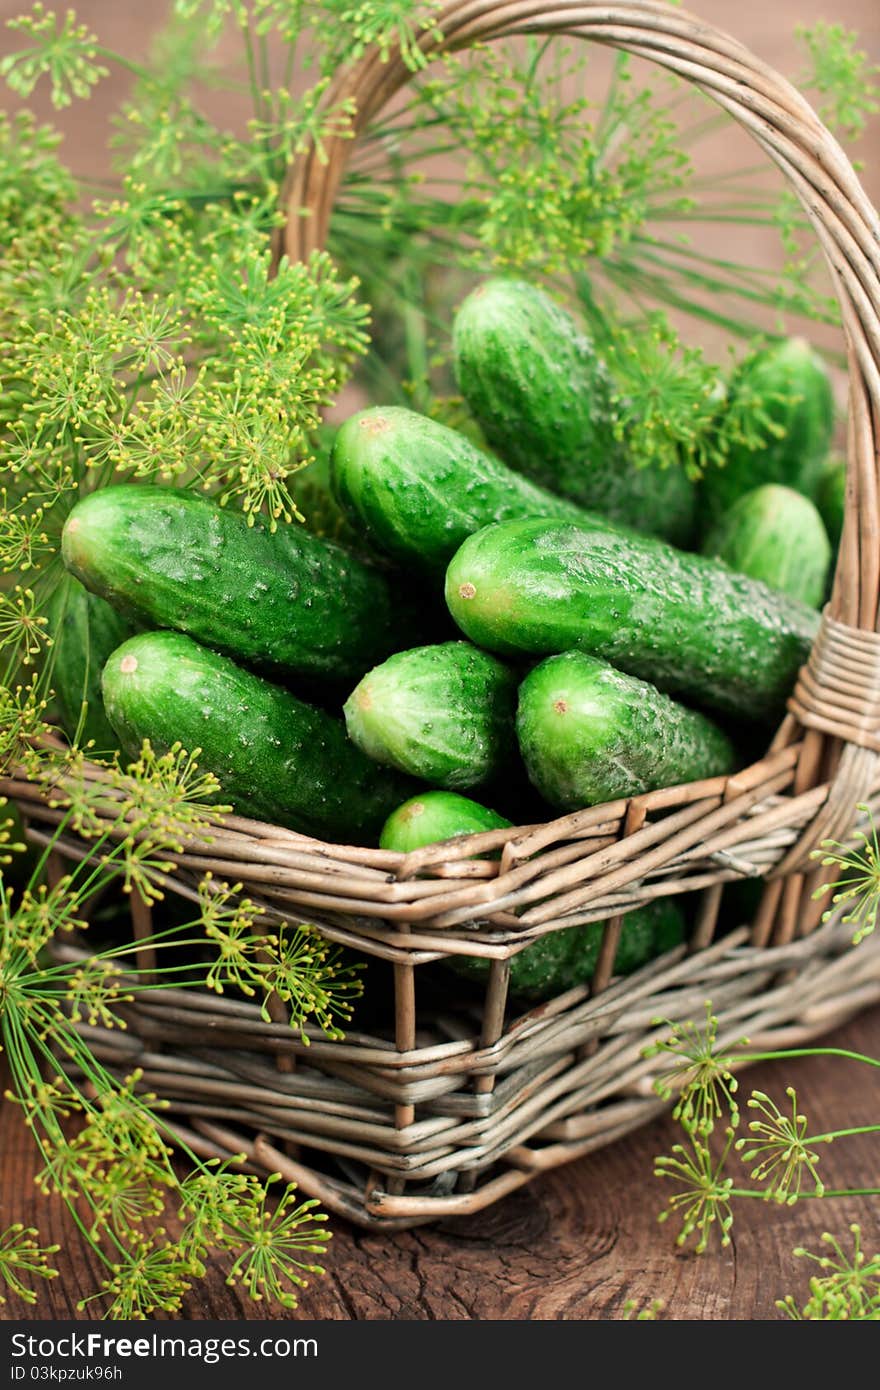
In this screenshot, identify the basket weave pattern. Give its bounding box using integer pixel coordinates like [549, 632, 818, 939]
[7, 0, 880, 1227]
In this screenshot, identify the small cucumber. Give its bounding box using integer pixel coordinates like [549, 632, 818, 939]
[702, 484, 831, 609]
[62, 485, 402, 682]
[380, 790, 511, 853]
[516, 651, 735, 809]
[379, 790, 684, 997]
[329, 405, 618, 572]
[454, 898, 686, 1001]
[344, 642, 517, 790]
[452, 278, 696, 545]
[702, 337, 835, 522]
[101, 631, 415, 841]
[446, 517, 818, 720]
[45, 574, 133, 755]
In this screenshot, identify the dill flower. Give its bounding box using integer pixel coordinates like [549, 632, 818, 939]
[0, 1226, 59, 1306]
[655, 1129, 737, 1254]
[221, 1176, 330, 1309]
[646, 1002, 744, 1135]
[736, 1088, 826, 1205]
[779, 1226, 880, 1320]
[811, 806, 880, 944]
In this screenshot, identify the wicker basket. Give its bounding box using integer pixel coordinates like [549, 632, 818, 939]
[7, 0, 880, 1231]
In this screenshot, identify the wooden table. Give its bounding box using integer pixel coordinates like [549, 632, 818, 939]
[3, 1006, 878, 1321]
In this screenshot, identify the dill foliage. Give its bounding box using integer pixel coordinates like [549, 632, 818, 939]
[647, 980, 880, 1316]
[0, 756, 361, 1315]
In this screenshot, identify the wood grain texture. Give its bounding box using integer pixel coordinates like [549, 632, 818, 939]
[2, 1006, 878, 1322]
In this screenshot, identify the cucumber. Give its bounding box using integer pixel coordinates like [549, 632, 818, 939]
[378, 789, 684, 997]
[287, 447, 368, 554]
[380, 790, 511, 853]
[62, 485, 402, 682]
[45, 574, 133, 755]
[701, 337, 835, 523]
[516, 651, 735, 809]
[445, 517, 818, 720]
[452, 279, 696, 545]
[101, 631, 415, 841]
[344, 642, 517, 789]
[454, 899, 686, 1001]
[816, 456, 846, 550]
[701, 484, 831, 609]
[329, 405, 619, 572]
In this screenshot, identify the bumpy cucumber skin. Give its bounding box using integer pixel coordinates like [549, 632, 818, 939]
[516, 651, 735, 809]
[446, 518, 818, 720]
[287, 447, 370, 555]
[101, 631, 415, 842]
[453, 280, 615, 473]
[701, 337, 835, 523]
[702, 484, 831, 609]
[344, 642, 517, 790]
[379, 791, 511, 853]
[816, 457, 846, 550]
[455, 899, 685, 1001]
[46, 574, 133, 754]
[329, 405, 618, 572]
[62, 485, 401, 682]
[452, 279, 696, 545]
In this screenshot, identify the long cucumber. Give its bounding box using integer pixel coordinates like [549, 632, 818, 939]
[446, 517, 818, 719]
[329, 405, 619, 572]
[516, 651, 735, 808]
[101, 631, 416, 841]
[62, 485, 402, 682]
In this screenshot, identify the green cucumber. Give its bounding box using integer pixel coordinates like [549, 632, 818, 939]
[816, 456, 846, 550]
[702, 337, 835, 523]
[344, 642, 516, 789]
[45, 574, 133, 755]
[378, 790, 684, 997]
[702, 484, 831, 609]
[380, 790, 511, 853]
[452, 279, 696, 545]
[446, 517, 818, 720]
[329, 405, 619, 572]
[287, 447, 368, 554]
[62, 485, 402, 682]
[516, 651, 735, 809]
[454, 898, 686, 1001]
[101, 631, 415, 841]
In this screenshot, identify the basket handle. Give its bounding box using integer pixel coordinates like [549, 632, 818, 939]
[283, 0, 880, 627]
[282, 0, 880, 869]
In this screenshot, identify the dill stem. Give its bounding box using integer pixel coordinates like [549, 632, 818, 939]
[727, 1187, 780, 1199]
[727, 1185, 880, 1201]
[787, 1188, 880, 1199]
[94, 49, 151, 82]
[2, 1013, 118, 1268]
[739, 1047, 880, 1070]
[241, 18, 265, 126]
[259, 33, 271, 96]
[808, 1125, 880, 1144]
[282, 35, 298, 94]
